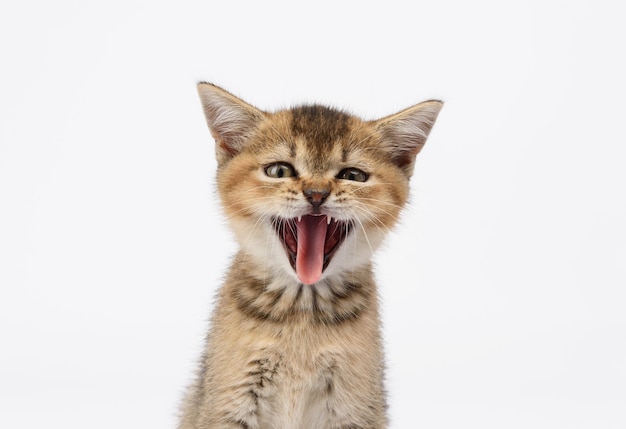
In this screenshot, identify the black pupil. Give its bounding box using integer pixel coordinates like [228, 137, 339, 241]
[343, 169, 364, 181]
[277, 167, 285, 178]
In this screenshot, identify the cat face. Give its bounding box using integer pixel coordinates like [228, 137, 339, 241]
[198, 84, 442, 285]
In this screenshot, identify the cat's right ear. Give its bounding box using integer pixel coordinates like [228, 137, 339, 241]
[197, 83, 266, 165]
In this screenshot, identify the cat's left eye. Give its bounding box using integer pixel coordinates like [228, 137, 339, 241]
[265, 162, 297, 179]
[337, 168, 369, 182]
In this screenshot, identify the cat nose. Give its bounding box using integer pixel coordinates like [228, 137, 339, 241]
[303, 188, 330, 208]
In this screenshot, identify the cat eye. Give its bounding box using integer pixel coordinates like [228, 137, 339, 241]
[337, 168, 369, 182]
[265, 162, 297, 179]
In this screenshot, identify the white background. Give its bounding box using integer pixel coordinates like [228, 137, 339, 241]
[1, 1, 625, 428]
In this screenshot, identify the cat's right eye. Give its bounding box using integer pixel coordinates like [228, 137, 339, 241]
[264, 162, 297, 179]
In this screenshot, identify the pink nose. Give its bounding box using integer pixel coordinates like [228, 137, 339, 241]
[303, 188, 330, 207]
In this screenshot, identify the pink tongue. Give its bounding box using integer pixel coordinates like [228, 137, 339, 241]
[295, 215, 328, 284]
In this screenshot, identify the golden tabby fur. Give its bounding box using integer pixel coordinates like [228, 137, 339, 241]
[178, 83, 442, 429]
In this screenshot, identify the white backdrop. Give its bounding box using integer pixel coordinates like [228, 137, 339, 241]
[1, 1, 625, 428]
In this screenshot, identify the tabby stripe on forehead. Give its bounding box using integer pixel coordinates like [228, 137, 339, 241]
[290, 105, 351, 146]
[289, 141, 297, 158]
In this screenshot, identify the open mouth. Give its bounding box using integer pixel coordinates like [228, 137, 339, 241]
[273, 215, 352, 285]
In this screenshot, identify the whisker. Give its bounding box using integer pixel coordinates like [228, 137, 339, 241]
[354, 215, 374, 254]
[347, 201, 395, 236]
[353, 197, 404, 208]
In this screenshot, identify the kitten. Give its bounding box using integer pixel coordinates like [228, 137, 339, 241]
[178, 83, 442, 429]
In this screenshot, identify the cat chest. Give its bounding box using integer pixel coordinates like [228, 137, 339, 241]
[236, 326, 356, 429]
[252, 349, 341, 429]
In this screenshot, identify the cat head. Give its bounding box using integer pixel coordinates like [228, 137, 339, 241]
[198, 83, 442, 285]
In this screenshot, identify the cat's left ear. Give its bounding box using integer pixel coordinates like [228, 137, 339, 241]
[197, 83, 266, 165]
[373, 100, 443, 176]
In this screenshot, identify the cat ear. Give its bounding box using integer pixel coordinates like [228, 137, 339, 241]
[197, 83, 266, 164]
[373, 100, 443, 176]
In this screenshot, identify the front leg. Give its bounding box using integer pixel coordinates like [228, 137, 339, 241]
[192, 354, 281, 429]
[320, 354, 388, 429]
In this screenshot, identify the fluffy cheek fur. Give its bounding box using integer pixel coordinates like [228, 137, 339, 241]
[336, 179, 409, 276]
[217, 155, 292, 279]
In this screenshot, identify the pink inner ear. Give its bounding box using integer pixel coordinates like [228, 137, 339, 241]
[393, 145, 422, 169]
